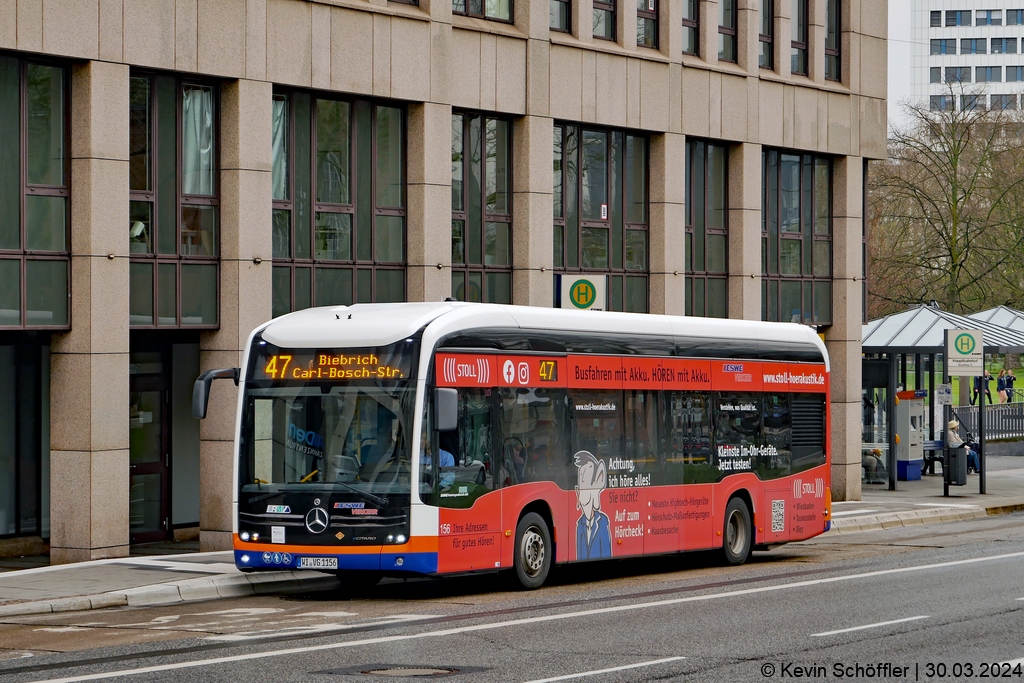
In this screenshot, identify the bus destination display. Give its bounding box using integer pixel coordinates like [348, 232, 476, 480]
[256, 349, 409, 381]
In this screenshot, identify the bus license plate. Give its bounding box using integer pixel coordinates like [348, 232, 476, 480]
[299, 557, 338, 570]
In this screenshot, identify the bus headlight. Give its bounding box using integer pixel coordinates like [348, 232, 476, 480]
[395, 534, 407, 544]
[386, 534, 395, 543]
[251, 533, 260, 542]
[240, 531, 250, 541]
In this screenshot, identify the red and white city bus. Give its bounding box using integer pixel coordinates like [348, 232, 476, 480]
[194, 302, 831, 590]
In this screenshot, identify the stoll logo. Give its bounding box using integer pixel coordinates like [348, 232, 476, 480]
[305, 507, 329, 534]
[569, 279, 597, 309]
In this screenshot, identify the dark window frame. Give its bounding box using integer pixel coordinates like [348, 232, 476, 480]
[930, 39, 957, 55]
[552, 122, 649, 313]
[453, 0, 513, 22]
[0, 56, 71, 331]
[128, 71, 221, 330]
[977, 9, 1002, 25]
[682, 0, 699, 55]
[992, 37, 1018, 54]
[946, 9, 971, 26]
[271, 88, 408, 318]
[759, 0, 774, 69]
[685, 139, 729, 319]
[977, 66, 1002, 83]
[593, 0, 616, 41]
[761, 149, 833, 326]
[1009, 9, 1024, 25]
[930, 10, 941, 27]
[550, 0, 570, 32]
[791, 0, 808, 75]
[451, 110, 513, 304]
[824, 0, 840, 81]
[637, 0, 658, 49]
[718, 0, 737, 63]
[961, 38, 987, 54]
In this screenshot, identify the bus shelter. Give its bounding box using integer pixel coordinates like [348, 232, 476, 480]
[861, 304, 1024, 492]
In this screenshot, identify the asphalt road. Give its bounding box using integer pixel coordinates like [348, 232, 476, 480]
[1, 513, 1023, 683]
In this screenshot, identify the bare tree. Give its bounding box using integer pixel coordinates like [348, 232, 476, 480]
[868, 82, 1024, 317]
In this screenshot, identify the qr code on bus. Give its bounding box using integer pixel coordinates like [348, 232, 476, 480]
[771, 500, 785, 532]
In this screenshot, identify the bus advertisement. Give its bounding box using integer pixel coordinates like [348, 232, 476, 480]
[194, 302, 831, 590]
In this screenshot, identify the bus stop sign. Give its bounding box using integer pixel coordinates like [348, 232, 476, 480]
[945, 329, 983, 376]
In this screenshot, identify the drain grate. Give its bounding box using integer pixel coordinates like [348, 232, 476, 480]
[318, 665, 487, 678]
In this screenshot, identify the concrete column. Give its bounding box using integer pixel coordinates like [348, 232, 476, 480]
[198, 79, 273, 551]
[49, 61, 130, 564]
[809, 0, 825, 84]
[407, 102, 453, 303]
[727, 142, 762, 320]
[700, 0, 719, 62]
[648, 132, 686, 315]
[825, 155, 863, 502]
[512, 115, 554, 307]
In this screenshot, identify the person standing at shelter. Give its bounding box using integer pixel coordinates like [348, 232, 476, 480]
[971, 371, 993, 406]
[997, 369, 1008, 404]
[1007, 369, 1017, 402]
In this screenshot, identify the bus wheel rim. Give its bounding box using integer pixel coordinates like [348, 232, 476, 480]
[521, 526, 545, 577]
[726, 511, 744, 554]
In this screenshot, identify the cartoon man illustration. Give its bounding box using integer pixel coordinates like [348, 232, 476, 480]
[574, 450, 612, 560]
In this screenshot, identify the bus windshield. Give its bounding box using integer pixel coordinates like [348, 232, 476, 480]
[239, 341, 418, 497]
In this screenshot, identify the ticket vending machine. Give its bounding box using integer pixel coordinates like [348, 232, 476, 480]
[896, 390, 926, 480]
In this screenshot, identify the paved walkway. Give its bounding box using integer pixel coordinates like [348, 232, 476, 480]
[1, 457, 1021, 618]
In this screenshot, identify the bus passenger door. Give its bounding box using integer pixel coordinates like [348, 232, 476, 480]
[435, 388, 502, 573]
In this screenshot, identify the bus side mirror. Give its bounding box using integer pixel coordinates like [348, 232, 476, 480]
[434, 388, 458, 432]
[193, 368, 240, 419]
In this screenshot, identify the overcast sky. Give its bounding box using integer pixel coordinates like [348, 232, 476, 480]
[888, 1, 914, 135]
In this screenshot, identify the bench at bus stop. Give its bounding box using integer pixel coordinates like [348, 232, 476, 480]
[923, 440, 944, 475]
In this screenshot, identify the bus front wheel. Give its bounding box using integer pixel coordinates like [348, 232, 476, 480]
[513, 512, 552, 590]
[721, 497, 752, 566]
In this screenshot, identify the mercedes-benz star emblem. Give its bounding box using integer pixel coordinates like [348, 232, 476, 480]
[305, 507, 329, 534]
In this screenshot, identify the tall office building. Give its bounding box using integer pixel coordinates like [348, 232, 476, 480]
[910, 0, 1024, 112]
[0, 0, 886, 563]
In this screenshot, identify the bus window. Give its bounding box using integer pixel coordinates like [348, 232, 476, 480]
[498, 387, 571, 488]
[760, 393, 792, 479]
[713, 393, 762, 478]
[624, 391, 659, 484]
[664, 392, 712, 484]
[422, 388, 496, 508]
[790, 393, 826, 474]
[570, 389, 624, 464]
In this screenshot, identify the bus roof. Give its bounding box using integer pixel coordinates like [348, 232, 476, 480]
[257, 302, 829, 369]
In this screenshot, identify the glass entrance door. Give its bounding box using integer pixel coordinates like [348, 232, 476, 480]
[129, 374, 171, 543]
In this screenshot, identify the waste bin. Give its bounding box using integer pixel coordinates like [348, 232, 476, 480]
[944, 446, 967, 486]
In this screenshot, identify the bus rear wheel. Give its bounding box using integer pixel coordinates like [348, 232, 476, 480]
[722, 497, 752, 566]
[514, 513, 552, 590]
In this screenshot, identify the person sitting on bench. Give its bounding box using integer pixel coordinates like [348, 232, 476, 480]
[947, 420, 981, 474]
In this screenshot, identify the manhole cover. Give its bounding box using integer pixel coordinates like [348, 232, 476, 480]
[361, 668, 458, 677]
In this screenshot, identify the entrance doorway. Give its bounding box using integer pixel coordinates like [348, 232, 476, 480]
[129, 352, 171, 543]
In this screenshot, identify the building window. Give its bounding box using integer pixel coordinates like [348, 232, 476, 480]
[961, 38, 987, 54]
[550, 0, 570, 31]
[1008, 66, 1024, 82]
[824, 0, 840, 81]
[685, 140, 728, 318]
[451, 112, 511, 304]
[761, 150, 832, 325]
[930, 39, 956, 55]
[977, 66, 1002, 83]
[977, 9, 1001, 25]
[930, 95, 954, 111]
[593, 0, 616, 40]
[637, 0, 658, 48]
[930, 11, 941, 27]
[946, 66, 971, 83]
[946, 10, 971, 26]
[930, 67, 941, 83]
[992, 94, 1018, 110]
[0, 57, 70, 330]
[271, 91, 406, 318]
[719, 0, 737, 62]
[129, 74, 219, 328]
[1009, 10, 1024, 25]
[992, 38, 1018, 54]
[961, 94, 984, 111]
[682, 0, 698, 55]
[791, 0, 808, 75]
[453, 0, 511, 21]
[553, 124, 648, 312]
[760, 0, 774, 68]
[0, 341, 48, 538]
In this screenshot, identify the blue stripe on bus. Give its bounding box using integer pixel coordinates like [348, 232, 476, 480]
[234, 550, 438, 574]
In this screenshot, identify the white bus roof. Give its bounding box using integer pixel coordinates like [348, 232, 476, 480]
[257, 302, 829, 370]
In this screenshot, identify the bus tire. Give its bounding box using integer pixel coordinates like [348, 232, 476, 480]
[513, 512, 552, 590]
[335, 570, 381, 596]
[721, 497, 752, 566]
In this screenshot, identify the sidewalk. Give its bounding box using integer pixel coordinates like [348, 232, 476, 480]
[828, 455, 1024, 533]
[1, 460, 1021, 619]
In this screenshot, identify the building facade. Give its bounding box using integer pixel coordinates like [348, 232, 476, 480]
[0, 0, 886, 562]
[910, 0, 1024, 112]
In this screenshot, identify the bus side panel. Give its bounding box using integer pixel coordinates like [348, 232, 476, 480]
[499, 482, 570, 566]
[787, 463, 829, 541]
[761, 482, 792, 544]
[678, 483, 715, 551]
[644, 485, 684, 554]
[711, 473, 762, 549]
[437, 490, 502, 573]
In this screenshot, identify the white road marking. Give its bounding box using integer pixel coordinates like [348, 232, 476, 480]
[30, 550, 1024, 683]
[295, 611, 358, 618]
[830, 509, 879, 517]
[811, 616, 929, 637]
[914, 503, 980, 509]
[203, 614, 435, 642]
[521, 657, 686, 683]
[1001, 658, 1024, 666]
[195, 608, 283, 616]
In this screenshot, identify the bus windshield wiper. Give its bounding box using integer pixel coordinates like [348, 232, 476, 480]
[332, 480, 389, 507]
